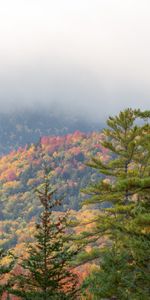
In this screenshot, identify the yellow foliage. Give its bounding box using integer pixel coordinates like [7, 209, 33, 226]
[3, 180, 20, 190]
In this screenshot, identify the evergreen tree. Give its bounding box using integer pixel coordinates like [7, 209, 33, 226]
[13, 171, 79, 300]
[80, 108, 150, 299]
[82, 248, 136, 300]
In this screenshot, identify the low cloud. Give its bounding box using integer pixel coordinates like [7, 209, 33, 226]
[0, 0, 149, 119]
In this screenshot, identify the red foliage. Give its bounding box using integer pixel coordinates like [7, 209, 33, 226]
[6, 170, 17, 181]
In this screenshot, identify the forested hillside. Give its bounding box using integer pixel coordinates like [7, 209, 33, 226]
[0, 109, 101, 154]
[0, 109, 149, 300]
[0, 131, 109, 249]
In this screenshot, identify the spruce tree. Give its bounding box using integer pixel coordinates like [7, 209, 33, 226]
[13, 171, 79, 300]
[80, 108, 150, 299]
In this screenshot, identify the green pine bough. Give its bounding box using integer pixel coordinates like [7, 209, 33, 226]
[80, 108, 150, 299]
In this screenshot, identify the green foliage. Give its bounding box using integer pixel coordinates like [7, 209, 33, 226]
[82, 247, 149, 300]
[12, 171, 80, 299]
[81, 108, 150, 299]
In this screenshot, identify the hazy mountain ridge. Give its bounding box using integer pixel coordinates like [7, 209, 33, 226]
[0, 109, 101, 155]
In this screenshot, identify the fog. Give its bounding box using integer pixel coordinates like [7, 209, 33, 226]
[0, 0, 150, 120]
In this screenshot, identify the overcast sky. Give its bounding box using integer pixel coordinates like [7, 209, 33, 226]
[0, 0, 150, 119]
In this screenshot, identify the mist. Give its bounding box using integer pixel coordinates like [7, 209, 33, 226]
[0, 0, 150, 120]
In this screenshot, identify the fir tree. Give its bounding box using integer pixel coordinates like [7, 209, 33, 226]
[13, 171, 79, 300]
[80, 108, 150, 299]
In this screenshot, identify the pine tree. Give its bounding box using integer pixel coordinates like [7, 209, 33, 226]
[13, 171, 79, 300]
[80, 108, 150, 299]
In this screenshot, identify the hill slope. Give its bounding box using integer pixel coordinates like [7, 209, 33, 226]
[0, 131, 109, 248]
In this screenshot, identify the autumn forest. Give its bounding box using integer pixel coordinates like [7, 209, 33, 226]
[0, 108, 149, 299]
